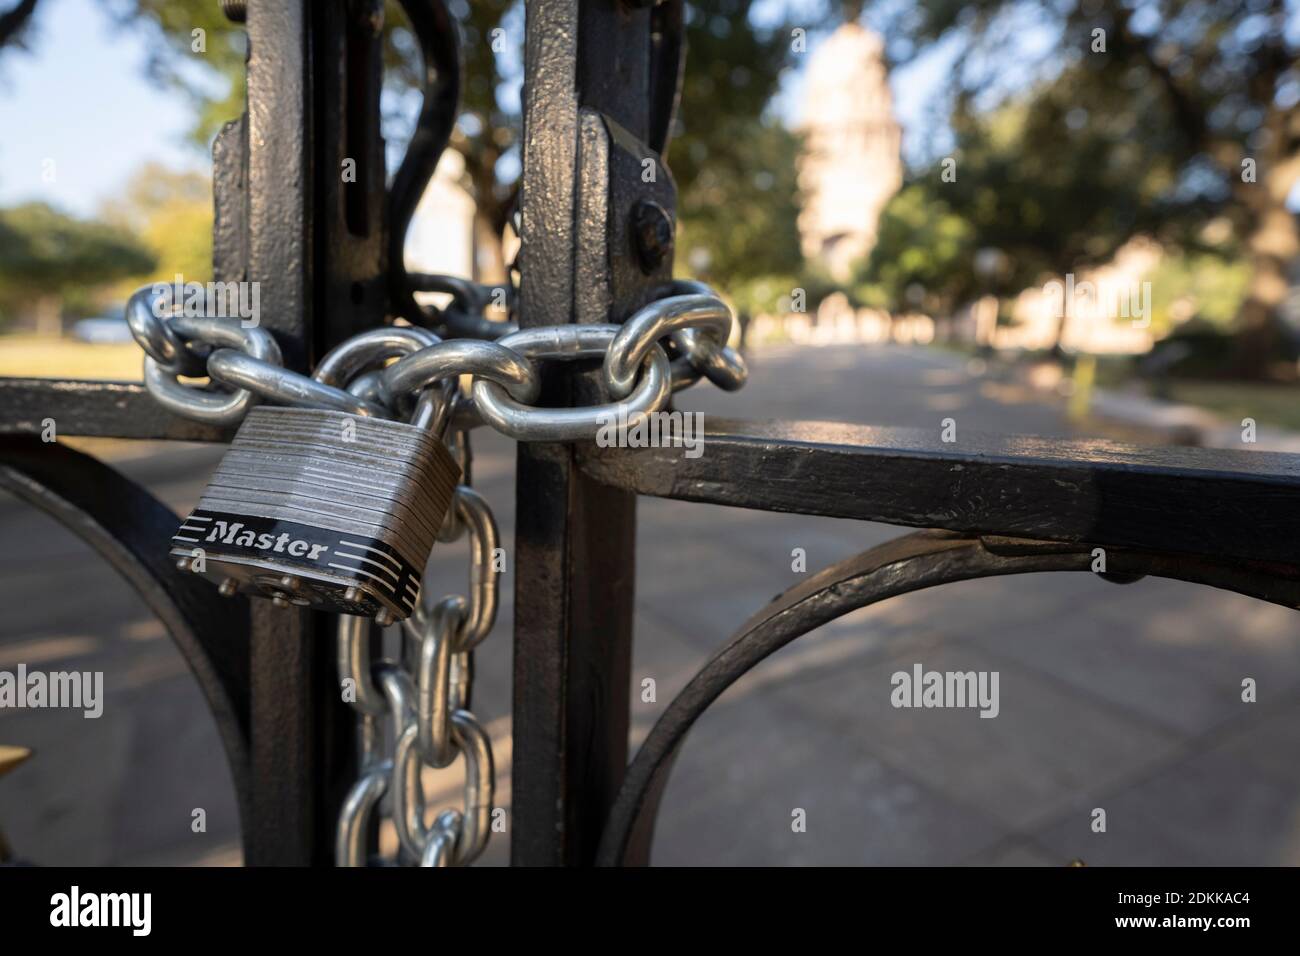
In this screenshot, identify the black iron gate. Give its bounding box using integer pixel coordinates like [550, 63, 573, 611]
[3, 0, 1300, 867]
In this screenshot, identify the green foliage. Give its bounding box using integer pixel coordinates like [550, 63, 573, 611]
[855, 183, 975, 313]
[677, 120, 804, 288]
[891, 0, 1294, 178]
[672, 3, 808, 289]
[724, 271, 801, 318]
[1148, 252, 1251, 334]
[858, 53, 1230, 322]
[887, 0, 1300, 371]
[971, 62, 1190, 262]
[101, 163, 214, 290]
[671, 4, 796, 190]
[0, 203, 155, 309]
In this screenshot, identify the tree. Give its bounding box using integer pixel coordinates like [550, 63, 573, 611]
[860, 70, 1188, 325]
[670, 3, 808, 291]
[0, 203, 155, 332]
[677, 121, 804, 287]
[113, 0, 812, 291]
[100, 163, 214, 291]
[855, 182, 976, 316]
[883, 0, 1300, 375]
[1148, 250, 1252, 335]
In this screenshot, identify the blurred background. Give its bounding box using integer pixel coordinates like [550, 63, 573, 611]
[1, 0, 1299, 865]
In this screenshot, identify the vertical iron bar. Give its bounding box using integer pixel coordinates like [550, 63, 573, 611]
[511, 0, 661, 866]
[241, 0, 316, 865]
[239, 0, 386, 865]
[241, 0, 319, 868]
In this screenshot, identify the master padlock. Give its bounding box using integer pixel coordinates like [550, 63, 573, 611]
[171, 405, 460, 623]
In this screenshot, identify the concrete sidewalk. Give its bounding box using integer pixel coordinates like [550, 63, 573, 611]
[1, 342, 1297, 865]
[639, 345, 1300, 865]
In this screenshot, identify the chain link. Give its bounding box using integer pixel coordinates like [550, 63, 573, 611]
[471, 324, 674, 441]
[603, 293, 732, 397]
[127, 274, 745, 866]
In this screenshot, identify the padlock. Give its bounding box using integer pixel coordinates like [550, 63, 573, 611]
[170, 405, 460, 623]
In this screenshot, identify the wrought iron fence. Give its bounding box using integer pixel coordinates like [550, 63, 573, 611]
[2, 0, 1299, 868]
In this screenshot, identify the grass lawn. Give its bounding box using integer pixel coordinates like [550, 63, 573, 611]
[0, 336, 142, 381]
[1164, 381, 1300, 432]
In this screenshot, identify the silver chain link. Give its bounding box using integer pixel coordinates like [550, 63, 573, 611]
[127, 275, 745, 866]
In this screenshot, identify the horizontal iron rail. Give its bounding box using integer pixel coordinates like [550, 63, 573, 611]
[11, 380, 1300, 570]
[578, 417, 1300, 568]
[0, 378, 232, 443]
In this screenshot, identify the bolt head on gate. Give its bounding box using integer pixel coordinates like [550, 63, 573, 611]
[171, 406, 459, 623]
[631, 200, 674, 274]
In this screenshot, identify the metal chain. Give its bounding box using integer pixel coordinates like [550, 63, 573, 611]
[124, 282, 746, 438]
[127, 275, 745, 867]
[335, 470, 499, 866]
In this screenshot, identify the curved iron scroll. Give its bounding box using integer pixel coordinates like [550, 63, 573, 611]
[596, 530, 1300, 865]
[388, 0, 465, 332]
[647, 0, 684, 158]
[0, 437, 252, 845]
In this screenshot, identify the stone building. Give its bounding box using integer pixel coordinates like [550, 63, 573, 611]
[797, 22, 902, 282]
[406, 149, 476, 285]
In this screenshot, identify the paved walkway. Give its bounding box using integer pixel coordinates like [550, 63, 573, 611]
[2, 343, 1297, 865]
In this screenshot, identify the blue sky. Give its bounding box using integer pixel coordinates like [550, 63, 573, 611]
[0, 0, 210, 218]
[0, 0, 955, 220]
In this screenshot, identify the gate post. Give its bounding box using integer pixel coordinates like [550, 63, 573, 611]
[224, 0, 388, 865]
[511, 0, 679, 865]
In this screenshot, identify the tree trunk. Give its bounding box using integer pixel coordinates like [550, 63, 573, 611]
[1234, 205, 1298, 377]
[1048, 303, 1070, 359]
[1231, 122, 1300, 379]
[32, 294, 62, 336]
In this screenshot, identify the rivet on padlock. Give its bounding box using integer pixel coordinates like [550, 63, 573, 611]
[170, 403, 460, 622]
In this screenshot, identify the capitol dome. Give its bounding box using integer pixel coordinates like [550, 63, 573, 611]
[797, 22, 902, 282]
[802, 23, 891, 131]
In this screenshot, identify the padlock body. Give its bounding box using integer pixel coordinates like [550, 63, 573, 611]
[171, 406, 459, 620]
